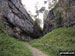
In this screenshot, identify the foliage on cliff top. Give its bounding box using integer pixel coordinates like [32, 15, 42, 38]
[30, 28, 75, 56]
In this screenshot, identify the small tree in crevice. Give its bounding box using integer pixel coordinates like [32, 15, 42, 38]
[54, 9, 63, 28]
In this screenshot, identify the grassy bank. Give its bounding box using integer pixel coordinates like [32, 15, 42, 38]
[30, 28, 75, 56]
[0, 23, 32, 56]
[0, 33, 32, 56]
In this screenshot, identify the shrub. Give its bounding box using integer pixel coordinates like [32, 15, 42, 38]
[54, 9, 63, 28]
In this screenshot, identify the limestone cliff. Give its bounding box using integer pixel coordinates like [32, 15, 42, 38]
[43, 0, 75, 34]
[0, 0, 42, 41]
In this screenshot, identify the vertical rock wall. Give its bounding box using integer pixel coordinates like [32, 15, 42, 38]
[43, 0, 75, 34]
[0, 0, 42, 41]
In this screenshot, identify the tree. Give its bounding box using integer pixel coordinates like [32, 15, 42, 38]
[35, 18, 41, 26]
[54, 10, 63, 28]
[44, 1, 47, 4]
[48, 0, 58, 9]
[39, 7, 45, 13]
[35, 2, 39, 18]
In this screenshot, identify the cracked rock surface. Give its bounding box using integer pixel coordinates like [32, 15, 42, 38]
[0, 0, 42, 41]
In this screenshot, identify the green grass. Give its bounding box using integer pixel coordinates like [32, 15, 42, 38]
[0, 23, 32, 56]
[0, 33, 32, 56]
[0, 23, 5, 32]
[30, 28, 75, 56]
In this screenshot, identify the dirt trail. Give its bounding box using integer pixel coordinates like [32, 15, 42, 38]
[24, 42, 48, 56]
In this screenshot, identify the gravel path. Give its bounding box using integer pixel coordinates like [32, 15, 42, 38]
[24, 42, 48, 56]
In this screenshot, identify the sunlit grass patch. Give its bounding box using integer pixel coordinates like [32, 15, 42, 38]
[30, 28, 75, 56]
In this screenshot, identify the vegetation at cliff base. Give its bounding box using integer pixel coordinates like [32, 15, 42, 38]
[0, 33, 32, 56]
[30, 28, 75, 56]
[0, 0, 75, 56]
[0, 24, 32, 56]
[0, 23, 5, 32]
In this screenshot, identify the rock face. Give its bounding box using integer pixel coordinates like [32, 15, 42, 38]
[43, 0, 75, 34]
[43, 10, 56, 34]
[0, 0, 42, 41]
[57, 0, 75, 27]
[0, 0, 75, 39]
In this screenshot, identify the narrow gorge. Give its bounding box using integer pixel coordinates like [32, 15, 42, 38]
[0, 0, 75, 56]
[0, 0, 75, 41]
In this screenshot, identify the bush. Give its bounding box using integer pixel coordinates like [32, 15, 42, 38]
[0, 22, 5, 32]
[54, 9, 63, 28]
